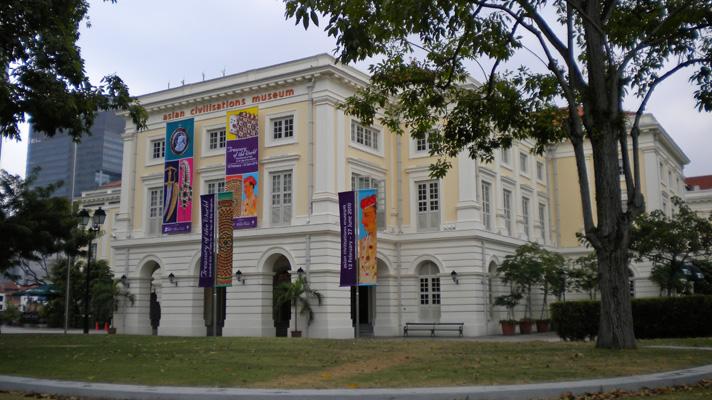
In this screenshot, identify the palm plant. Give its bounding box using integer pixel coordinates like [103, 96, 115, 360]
[275, 276, 322, 334]
[91, 277, 135, 329]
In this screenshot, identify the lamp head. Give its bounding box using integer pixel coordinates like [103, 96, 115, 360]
[93, 207, 106, 226]
[78, 209, 90, 228]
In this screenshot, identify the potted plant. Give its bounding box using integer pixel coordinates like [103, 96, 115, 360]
[494, 292, 522, 335]
[498, 243, 544, 334]
[275, 276, 322, 337]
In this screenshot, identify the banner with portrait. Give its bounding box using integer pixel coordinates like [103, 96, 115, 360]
[163, 118, 194, 234]
[225, 107, 259, 229]
[216, 191, 234, 287]
[339, 189, 378, 286]
[199, 194, 215, 288]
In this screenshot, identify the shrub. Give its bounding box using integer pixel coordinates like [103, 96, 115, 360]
[550, 300, 599, 341]
[551, 295, 712, 340]
[0, 303, 22, 326]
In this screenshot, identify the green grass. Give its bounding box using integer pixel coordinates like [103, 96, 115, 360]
[0, 335, 710, 389]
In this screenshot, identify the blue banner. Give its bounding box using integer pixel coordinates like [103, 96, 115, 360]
[199, 194, 215, 288]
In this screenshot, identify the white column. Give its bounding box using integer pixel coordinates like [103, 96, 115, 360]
[122, 277, 151, 335]
[159, 275, 205, 336]
[115, 130, 137, 239]
[456, 151, 482, 230]
[306, 270, 354, 339]
[644, 150, 661, 211]
[223, 272, 275, 337]
[311, 96, 339, 224]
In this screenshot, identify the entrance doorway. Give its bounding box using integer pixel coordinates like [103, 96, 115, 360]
[351, 286, 374, 337]
[272, 256, 292, 337]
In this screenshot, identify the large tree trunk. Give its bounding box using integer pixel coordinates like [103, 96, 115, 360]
[589, 124, 637, 349]
[596, 245, 637, 348]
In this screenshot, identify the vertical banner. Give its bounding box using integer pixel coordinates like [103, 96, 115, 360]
[357, 189, 378, 286]
[225, 107, 259, 229]
[163, 118, 194, 234]
[199, 194, 215, 288]
[339, 191, 357, 287]
[216, 191, 234, 287]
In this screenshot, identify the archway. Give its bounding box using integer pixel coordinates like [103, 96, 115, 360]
[350, 258, 388, 337]
[138, 259, 161, 335]
[488, 260, 508, 323]
[270, 255, 292, 337]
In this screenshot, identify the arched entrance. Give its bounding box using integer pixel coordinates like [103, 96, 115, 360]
[350, 258, 387, 337]
[139, 259, 161, 335]
[271, 255, 292, 337]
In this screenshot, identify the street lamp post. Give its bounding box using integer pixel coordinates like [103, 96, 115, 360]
[78, 207, 106, 334]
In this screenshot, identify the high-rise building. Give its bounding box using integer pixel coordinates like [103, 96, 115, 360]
[25, 111, 125, 199]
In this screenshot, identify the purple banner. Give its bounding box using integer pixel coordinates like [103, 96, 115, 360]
[339, 191, 357, 287]
[199, 194, 215, 288]
[226, 136, 258, 175]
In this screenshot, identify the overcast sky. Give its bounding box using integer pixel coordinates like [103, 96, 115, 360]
[1, 0, 710, 177]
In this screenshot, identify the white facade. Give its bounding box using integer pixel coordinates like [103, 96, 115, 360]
[110, 54, 691, 338]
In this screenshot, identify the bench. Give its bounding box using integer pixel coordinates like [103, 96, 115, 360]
[403, 322, 464, 337]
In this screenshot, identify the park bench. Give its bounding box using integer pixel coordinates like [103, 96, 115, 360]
[403, 322, 464, 337]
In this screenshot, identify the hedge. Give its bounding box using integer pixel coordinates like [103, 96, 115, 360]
[550, 295, 712, 341]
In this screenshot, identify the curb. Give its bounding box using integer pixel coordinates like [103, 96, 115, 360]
[1, 364, 712, 400]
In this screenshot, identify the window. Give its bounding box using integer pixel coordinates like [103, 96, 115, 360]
[208, 128, 226, 150]
[206, 179, 226, 195]
[628, 268, 635, 298]
[272, 116, 294, 140]
[668, 171, 672, 187]
[520, 152, 529, 174]
[536, 161, 544, 181]
[351, 121, 379, 151]
[481, 181, 492, 230]
[538, 203, 547, 243]
[417, 180, 440, 231]
[662, 195, 668, 215]
[352, 173, 386, 229]
[151, 139, 165, 160]
[522, 196, 530, 239]
[503, 189, 512, 236]
[659, 162, 664, 179]
[148, 187, 164, 235]
[270, 171, 293, 226]
[415, 132, 433, 153]
[501, 148, 511, 165]
[418, 262, 441, 322]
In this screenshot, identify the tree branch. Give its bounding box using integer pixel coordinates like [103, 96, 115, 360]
[618, 3, 693, 75]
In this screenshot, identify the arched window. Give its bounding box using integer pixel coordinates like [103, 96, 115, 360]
[628, 268, 635, 298]
[488, 261, 498, 320]
[417, 261, 441, 322]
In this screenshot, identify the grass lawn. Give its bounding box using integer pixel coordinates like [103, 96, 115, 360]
[0, 335, 710, 389]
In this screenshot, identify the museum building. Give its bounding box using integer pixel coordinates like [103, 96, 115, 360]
[108, 54, 688, 338]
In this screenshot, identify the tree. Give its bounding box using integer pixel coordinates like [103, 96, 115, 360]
[285, 0, 712, 348]
[631, 196, 712, 296]
[275, 276, 323, 334]
[498, 242, 564, 320]
[1, 0, 147, 142]
[0, 170, 88, 279]
[45, 257, 113, 328]
[569, 252, 600, 299]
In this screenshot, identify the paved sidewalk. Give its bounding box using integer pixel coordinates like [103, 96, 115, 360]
[0, 325, 107, 335]
[1, 363, 711, 400]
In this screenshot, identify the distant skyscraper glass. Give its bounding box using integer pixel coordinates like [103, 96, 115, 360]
[26, 111, 125, 199]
